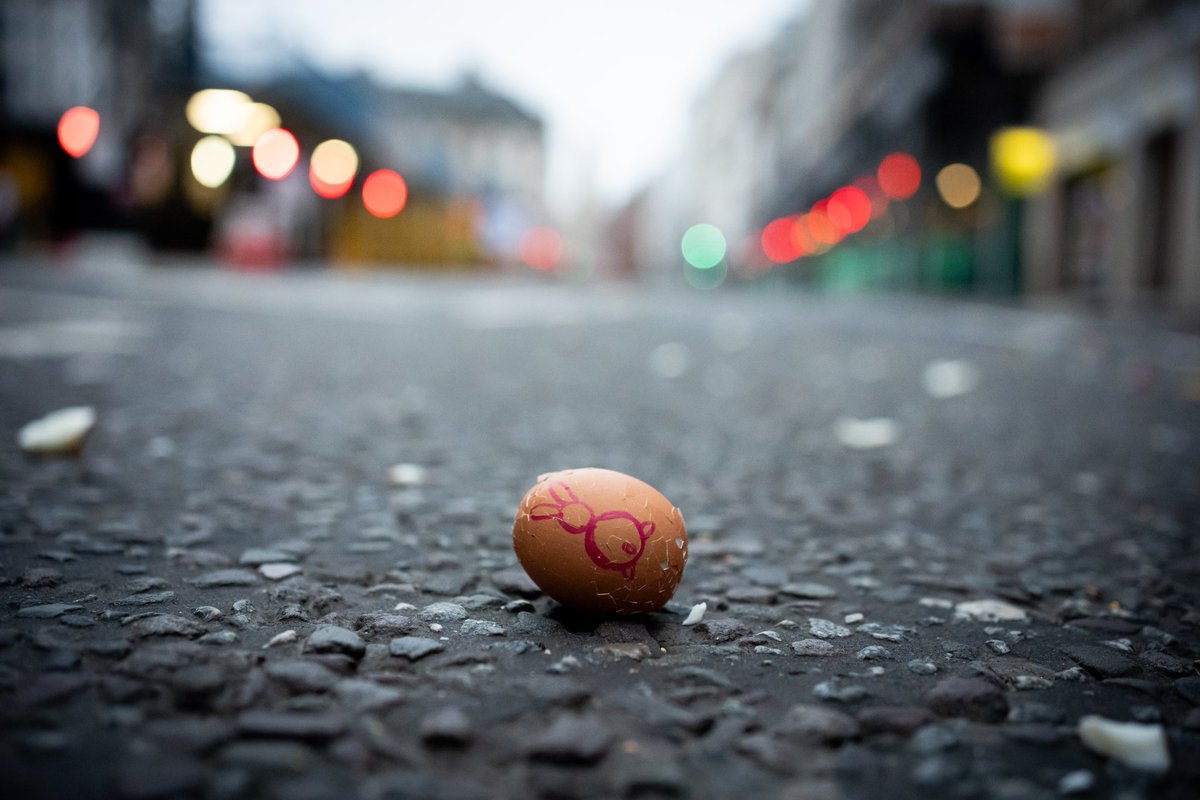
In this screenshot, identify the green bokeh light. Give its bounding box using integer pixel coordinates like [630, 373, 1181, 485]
[681, 223, 726, 270]
[684, 259, 728, 290]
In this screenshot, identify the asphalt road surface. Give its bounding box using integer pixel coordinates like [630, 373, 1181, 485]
[1, 254, 1198, 800]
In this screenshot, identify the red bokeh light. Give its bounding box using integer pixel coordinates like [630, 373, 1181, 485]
[761, 217, 800, 264]
[520, 227, 563, 271]
[877, 152, 921, 200]
[252, 128, 300, 180]
[854, 175, 890, 219]
[362, 169, 408, 218]
[57, 107, 100, 158]
[827, 186, 872, 233]
[309, 167, 353, 199]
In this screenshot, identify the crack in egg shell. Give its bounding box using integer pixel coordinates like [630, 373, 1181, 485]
[512, 467, 688, 615]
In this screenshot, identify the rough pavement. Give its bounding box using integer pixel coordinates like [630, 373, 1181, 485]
[1, 259, 1198, 799]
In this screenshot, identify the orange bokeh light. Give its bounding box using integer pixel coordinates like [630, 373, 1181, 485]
[827, 186, 872, 233]
[790, 215, 817, 256]
[877, 152, 921, 200]
[761, 217, 800, 264]
[309, 139, 357, 198]
[520, 227, 563, 271]
[252, 128, 300, 180]
[806, 201, 843, 245]
[362, 169, 408, 218]
[57, 106, 100, 158]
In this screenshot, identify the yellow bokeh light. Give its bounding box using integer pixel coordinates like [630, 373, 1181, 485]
[186, 89, 252, 136]
[229, 103, 281, 147]
[190, 135, 236, 188]
[935, 163, 982, 208]
[990, 127, 1057, 196]
[310, 139, 359, 185]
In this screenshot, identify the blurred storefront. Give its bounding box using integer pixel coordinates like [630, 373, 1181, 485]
[0, 0, 546, 270]
[627, 0, 1199, 313]
[1025, 1, 1200, 312]
[0, 0, 194, 244]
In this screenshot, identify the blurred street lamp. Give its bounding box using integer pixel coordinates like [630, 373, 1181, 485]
[57, 107, 100, 158]
[362, 169, 408, 218]
[877, 152, 921, 200]
[190, 135, 236, 188]
[186, 89, 253, 136]
[681, 224, 726, 269]
[520, 227, 563, 272]
[309, 139, 358, 199]
[229, 103, 281, 147]
[990, 127, 1057, 196]
[252, 128, 300, 180]
[936, 163, 982, 208]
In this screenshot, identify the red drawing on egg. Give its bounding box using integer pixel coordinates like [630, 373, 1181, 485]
[529, 481, 656, 580]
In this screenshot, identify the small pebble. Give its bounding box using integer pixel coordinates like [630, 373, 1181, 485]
[1077, 715, 1169, 773]
[792, 639, 835, 657]
[808, 618, 852, 639]
[263, 630, 298, 649]
[259, 563, 302, 581]
[388, 463, 428, 487]
[461, 619, 505, 636]
[1057, 770, 1094, 795]
[18, 406, 95, 454]
[954, 599, 1027, 622]
[389, 636, 445, 661]
[856, 645, 893, 661]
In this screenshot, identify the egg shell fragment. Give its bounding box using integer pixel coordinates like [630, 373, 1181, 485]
[513, 468, 687, 615]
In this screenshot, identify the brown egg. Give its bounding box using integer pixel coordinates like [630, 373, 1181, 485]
[512, 468, 688, 615]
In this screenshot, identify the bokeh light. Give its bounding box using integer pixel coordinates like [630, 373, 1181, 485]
[827, 186, 872, 233]
[805, 202, 843, 245]
[681, 223, 726, 269]
[252, 128, 300, 181]
[990, 127, 1057, 196]
[877, 152, 921, 200]
[309, 139, 359, 199]
[790, 215, 817, 257]
[362, 169, 408, 218]
[761, 217, 800, 263]
[190, 135, 236, 188]
[519, 227, 563, 271]
[936, 163, 982, 208]
[854, 175, 890, 219]
[684, 259, 728, 290]
[186, 89, 253, 136]
[57, 107, 100, 158]
[229, 103, 281, 147]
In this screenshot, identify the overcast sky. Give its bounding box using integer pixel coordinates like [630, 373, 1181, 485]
[199, 0, 806, 211]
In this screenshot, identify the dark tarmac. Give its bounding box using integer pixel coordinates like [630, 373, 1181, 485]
[1, 256, 1198, 799]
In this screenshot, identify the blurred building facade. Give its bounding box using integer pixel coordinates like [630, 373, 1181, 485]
[0, 0, 194, 240]
[627, 0, 1199, 312]
[0, 0, 547, 270]
[1025, 1, 1200, 311]
[244, 71, 546, 267]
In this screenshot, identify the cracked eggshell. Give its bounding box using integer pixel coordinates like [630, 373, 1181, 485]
[513, 468, 687, 615]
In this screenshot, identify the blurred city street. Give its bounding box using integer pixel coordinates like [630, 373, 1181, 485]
[2, 1, 1200, 796]
[1, 255, 1198, 799]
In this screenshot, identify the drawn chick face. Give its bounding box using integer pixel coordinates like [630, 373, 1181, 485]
[515, 468, 687, 614]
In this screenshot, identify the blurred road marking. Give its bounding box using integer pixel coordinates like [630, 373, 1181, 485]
[0, 319, 147, 358]
[452, 287, 635, 329]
